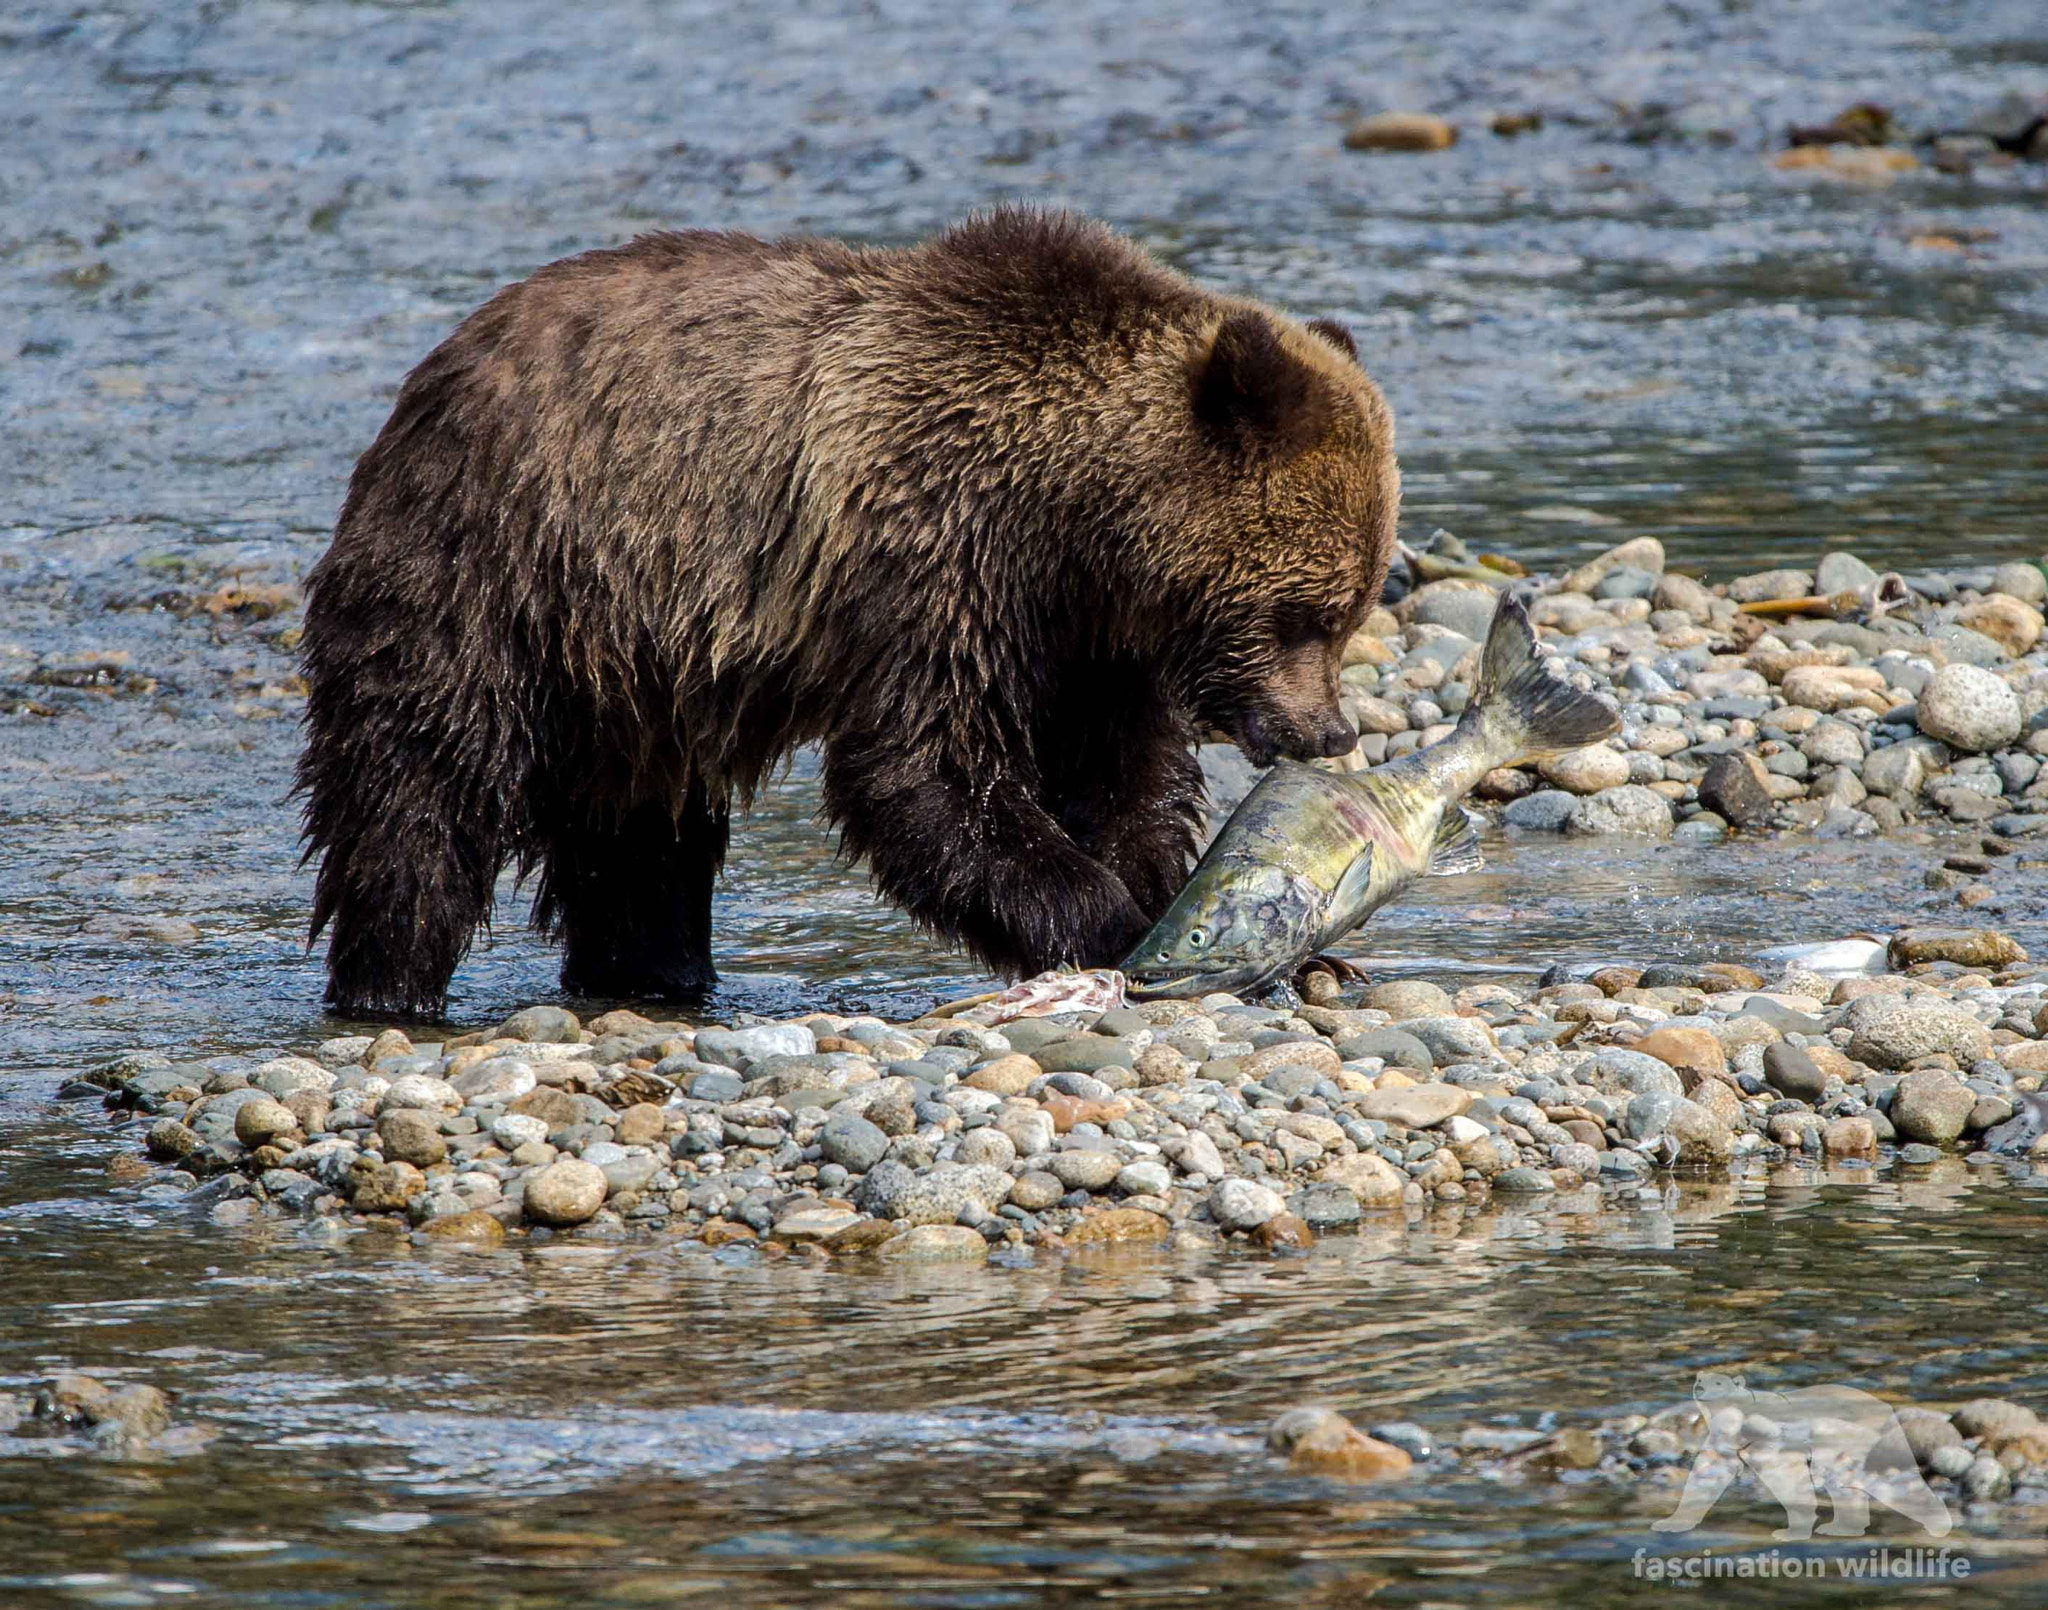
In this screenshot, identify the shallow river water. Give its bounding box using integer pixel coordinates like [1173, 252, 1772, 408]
[5, 1, 2048, 1603]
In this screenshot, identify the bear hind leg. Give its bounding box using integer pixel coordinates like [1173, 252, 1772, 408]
[540, 789, 727, 1001]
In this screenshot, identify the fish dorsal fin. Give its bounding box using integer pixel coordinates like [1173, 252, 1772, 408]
[1429, 807, 1484, 876]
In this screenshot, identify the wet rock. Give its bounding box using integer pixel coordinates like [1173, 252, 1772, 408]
[1538, 745, 1629, 795]
[695, 1023, 816, 1070]
[1253, 1213, 1314, 1251]
[524, 1158, 608, 1226]
[1361, 979, 1452, 1019]
[1847, 1004, 1992, 1070]
[1047, 1150, 1123, 1192]
[1065, 1207, 1170, 1246]
[449, 1057, 537, 1105]
[1917, 665, 2022, 753]
[1268, 1407, 1413, 1479]
[820, 1109, 890, 1173]
[1762, 1043, 1830, 1102]
[496, 1005, 581, 1043]
[231, 1097, 299, 1150]
[1565, 785, 1674, 838]
[1823, 1115, 1877, 1157]
[1357, 1084, 1471, 1128]
[875, 1223, 990, 1262]
[1887, 927, 2027, 969]
[1315, 1151, 1406, 1206]
[420, 1209, 507, 1246]
[768, 1206, 865, 1242]
[1698, 753, 1776, 830]
[93, 1384, 173, 1444]
[1343, 112, 1456, 152]
[376, 1109, 447, 1168]
[855, 1161, 1009, 1223]
[1503, 789, 1578, 831]
[1632, 1027, 1727, 1086]
[1209, 1178, 1285, 1231]
[350, 1160, 425, 1214]
[962, 1054, 1040, 1095]
[1336, 1028, 1434, 1070]
[1891, 1068, 1976, 1145]
[1399, 1016, 1494, 1063]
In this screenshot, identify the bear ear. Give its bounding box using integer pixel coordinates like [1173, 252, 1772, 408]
[1192, 310, 1331, 456]
[1306, 316, 1359, 362]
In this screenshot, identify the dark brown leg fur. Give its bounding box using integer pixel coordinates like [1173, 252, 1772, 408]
[539, 790, 727, 1000]
[822, 728, 1155, 976]
[1042, 697, 1205, 927]
[300, 721, 509, 1022]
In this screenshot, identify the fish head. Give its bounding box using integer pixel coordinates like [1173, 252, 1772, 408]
[1121, 861, 1323, 999]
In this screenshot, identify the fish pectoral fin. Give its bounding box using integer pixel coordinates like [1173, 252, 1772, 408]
[1318, 844, 1382, 943]
[1428, 807, 1484, 877]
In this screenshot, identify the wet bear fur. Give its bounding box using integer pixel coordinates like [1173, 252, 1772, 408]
[297, 208, 1399, 1017]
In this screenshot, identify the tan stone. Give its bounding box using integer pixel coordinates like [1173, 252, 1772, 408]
[1357, 1085, 1471, 1129]
[1268, 1407, 1413, 1479]
[1344, 112, 1456, 153]
[1824, 1116, 1878, 1158]
[1243, 1041, 1342, 1081]
[1065, 1207, 1171, 1246]
[1041, 1093, 1130, 1133]
[614, 1102, 666, 1146]
[1315, 1151, 1407, 1206]
[1253, 1213, 1315, 1251]
[963, 1055, 1041, 1096]
[1632, 1027, 1727, 1085]
[2000, 1041, 2048, 1073]
[1958, 596, 2043, 658]
[421, 1209, 508, 1246]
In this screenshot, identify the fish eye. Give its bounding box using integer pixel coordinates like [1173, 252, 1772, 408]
[1188, 927, 1209, 949]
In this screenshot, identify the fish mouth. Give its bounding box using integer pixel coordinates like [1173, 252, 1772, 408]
[1124, 959, 1286, 1000]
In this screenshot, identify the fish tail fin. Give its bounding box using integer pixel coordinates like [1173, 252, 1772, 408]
[1464, 590, 1620, 766]
[1429, 806, 1483, 876]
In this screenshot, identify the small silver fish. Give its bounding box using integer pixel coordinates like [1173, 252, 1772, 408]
[1123, 591, 1618, 998]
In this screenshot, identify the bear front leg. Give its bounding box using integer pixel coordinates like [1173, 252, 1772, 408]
[1050, 729, 1206, 924]
[823, 732, 1152, 976]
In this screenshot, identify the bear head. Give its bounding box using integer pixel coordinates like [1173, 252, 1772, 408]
[1136, 305, 1399, 767]
[1694, 1370, 1750, 1407]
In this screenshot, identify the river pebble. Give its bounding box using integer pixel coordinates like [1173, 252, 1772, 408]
[78, 908, 2048, 1261]
[1346, 536, 2048, 843]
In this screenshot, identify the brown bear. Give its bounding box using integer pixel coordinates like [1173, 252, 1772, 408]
[297, 208, 1398, 1018]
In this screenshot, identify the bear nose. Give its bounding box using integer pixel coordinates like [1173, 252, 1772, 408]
[1315, 716, 1357, 759]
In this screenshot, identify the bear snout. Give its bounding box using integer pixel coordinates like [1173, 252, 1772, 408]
[1311, 713, 1358, 760]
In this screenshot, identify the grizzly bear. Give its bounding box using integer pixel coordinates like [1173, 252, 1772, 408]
[297, 208, 1398, 1018]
